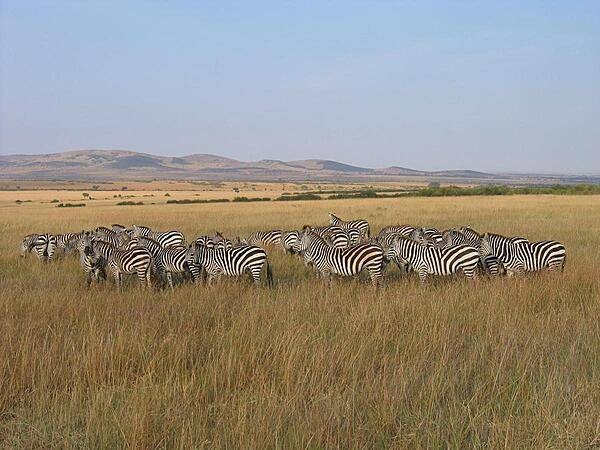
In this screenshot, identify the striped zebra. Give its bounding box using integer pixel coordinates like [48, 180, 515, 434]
[29, 233, 57, 262]
[94, 227, 130, 247]
[385, 235, 480, 284]
[77, 234, 107, 285]
[20, 234, 39, 257]
[56, 232, 85, 255]
[441, 228, 504, 276]
[242, 230, 283, 247]
[480, 233, 566, 276]
[85, 239, 154, 289]
[329, 213, 370, 241]
[293, 227, 383, 286]
[194, 235, 215, 248]
[157, 245, 200, 289]
[280, 230, 301, 254]
[377, 225, 417, 239]
[132, 225, 185, 248]
[190, 243, 273, 286]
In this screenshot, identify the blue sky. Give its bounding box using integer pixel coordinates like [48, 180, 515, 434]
[1, 1, 599, 172]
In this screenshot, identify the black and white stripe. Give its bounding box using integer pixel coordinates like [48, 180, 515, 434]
[329, 213, 370, 241]
[441, 228, 504, 276]
[480, 232, 566, 275]
[77, 234, 107, 285]
[280, 230, 301, 254]
[293, 227, 383, 286]
[30, 233, 57, 262]
[85, 239, 153, 289]
[243, 230, 283, 247]
[386, 236, 480, 284]
[190, 243, 273, 285]
[132, 224, 185, 248]
[20, 234, 39, 257]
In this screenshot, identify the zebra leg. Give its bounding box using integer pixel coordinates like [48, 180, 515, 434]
[166, 271, 174, 290]
[250, 266, 261, 284]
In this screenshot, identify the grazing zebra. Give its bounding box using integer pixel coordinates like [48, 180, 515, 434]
[20, 234, 39, 257]
[77, 234, 106, 285]
[157, 245, 200, 289]
[441, 228, 504, 276]
[132, 225, 185, 248]
[30, 233, 57, 262]
[190, 243, 273, 285]
[293, 227, 383, 287]
[56, 232, 85, 255]
[480, 233, 566, 276]
[280, 230, 301, 254]
[329, 213, 370, 241]
[242, 230, 283, 247]
[377, 225, 417, 239]
[386, 236, 480, 284]
[94, 227, 130, 248]
[85, 239, 154, 289]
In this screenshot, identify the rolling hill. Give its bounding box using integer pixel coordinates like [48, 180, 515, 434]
[0, 149, 595, 184]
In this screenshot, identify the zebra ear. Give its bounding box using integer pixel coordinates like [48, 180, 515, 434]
[302, 225, 311, 233]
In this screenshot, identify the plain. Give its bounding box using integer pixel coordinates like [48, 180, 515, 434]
[1, 195, 599, 448]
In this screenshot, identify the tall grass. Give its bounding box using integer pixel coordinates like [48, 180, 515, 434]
[1, 195, 599, 448]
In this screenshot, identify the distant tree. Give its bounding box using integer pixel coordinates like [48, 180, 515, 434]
[92, 185, 100, 190]
[233, 187, 239, 193]
[82, 192, 90, 199]
[428, 182, 441, 189]
[165, 192, 171, 197]
[121, 186, 128, 191]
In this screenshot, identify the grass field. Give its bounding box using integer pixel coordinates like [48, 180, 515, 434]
[1, 194, 599, 448]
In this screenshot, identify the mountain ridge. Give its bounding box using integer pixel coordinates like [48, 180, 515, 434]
[1, 149, 596, 184]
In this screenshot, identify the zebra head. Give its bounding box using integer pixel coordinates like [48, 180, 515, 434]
[328, 213, 342, 226]
[20, 234, 38, 257]
[388, 236, 413, 271]
[480, 233, 492, 257]
[132, 224, 151, 237]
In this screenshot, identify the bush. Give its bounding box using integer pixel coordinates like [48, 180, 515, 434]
[116, 201, 143, 206]
[166, 199, 230, 204]
[56, 203, 86, 208]
[232, 197, 270, 202]
[164, 193, 171, 197]
[274, 193, 322, 201]
[50, 199, 60, 203]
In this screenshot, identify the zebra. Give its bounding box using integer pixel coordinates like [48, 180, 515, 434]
[242, 230, 283, 247]
[189, 243, 273, 286]
[479, 232, 566, 276]
[385, 235, 480, 284]
[280, 230, 301, 254]
[377, 225, 417, 239]
[94, 227, 130, 248]
[20, 234, 39, 257]
[194, 235, 215, 248]
[77, 234, 107, 286]
[293, 227, 383, 287]
[329, 213, 370, 241]
[84, 239, 154, 289]
[157, 245, 201, 289]
[132, 224, 185, 248]
[56, 232, 85, 255]
[213, 235, 234, 250]
[29, 233, 57, 262]
[441, 228, 504, 276]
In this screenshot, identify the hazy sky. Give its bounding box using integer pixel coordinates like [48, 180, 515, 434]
[1, 1, 599, 172]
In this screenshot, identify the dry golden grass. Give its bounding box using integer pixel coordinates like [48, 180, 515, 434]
[1, 195, 599, 448]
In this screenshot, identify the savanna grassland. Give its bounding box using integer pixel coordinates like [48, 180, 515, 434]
[1, 193, 599, 448]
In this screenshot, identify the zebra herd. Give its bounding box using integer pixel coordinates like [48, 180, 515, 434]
[19, 212, 566, 289]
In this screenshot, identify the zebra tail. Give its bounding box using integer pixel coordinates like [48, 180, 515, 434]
[266, 261, 274, 287]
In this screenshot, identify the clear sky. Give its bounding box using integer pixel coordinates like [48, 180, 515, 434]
[1, 1, 599, 173]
